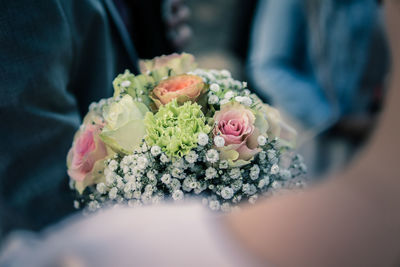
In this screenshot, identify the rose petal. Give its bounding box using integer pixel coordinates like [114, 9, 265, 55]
[236, 144, 261, 161]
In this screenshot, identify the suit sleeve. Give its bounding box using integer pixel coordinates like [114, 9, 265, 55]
[0, 0, 78, 234]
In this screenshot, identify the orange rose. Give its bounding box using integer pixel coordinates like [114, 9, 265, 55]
[150, 74, 206, 108]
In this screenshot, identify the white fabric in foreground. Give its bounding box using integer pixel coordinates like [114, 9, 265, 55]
[0, 203, 266, 267]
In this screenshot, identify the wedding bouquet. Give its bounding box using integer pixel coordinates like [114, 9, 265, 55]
[66, 53, 307, 212]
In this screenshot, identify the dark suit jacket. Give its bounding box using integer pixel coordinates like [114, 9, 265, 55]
[0, 0, 138, 236]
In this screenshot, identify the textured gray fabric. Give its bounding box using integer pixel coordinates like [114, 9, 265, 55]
[0, 0, 138, 236]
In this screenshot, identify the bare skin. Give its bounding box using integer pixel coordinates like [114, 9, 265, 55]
[224, 1, 400, 266]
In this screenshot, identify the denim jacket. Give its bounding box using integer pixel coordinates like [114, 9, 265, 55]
[247, 0, 388, 133]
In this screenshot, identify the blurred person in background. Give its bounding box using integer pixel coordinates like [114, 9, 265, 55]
[247, 0, 388, 178]
[116, 0, 191, 57]
[0, 0, 189, 239]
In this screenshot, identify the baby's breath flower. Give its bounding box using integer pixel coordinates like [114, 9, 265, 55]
[150, 145, 162, 156]
[219, 160, 229, 169]
[263, 175, 271, 185]
[147, 170, 157, 180]
[206, 149, 219, 163]
[250, 171, 260, 180]
[96, 183, 107, 194]
[229, 168, 241, 179]
[169, 178, 181, 190]
[224, 91, 234, 100]
[242, 184, 257, 195]
[122, 165, 130, 175]
[240, 96, 252, 106]
[231, 179, 243, 191]
[280, 169, 291, 180]
[116, 176, 125, 189]
[249, 165, 260, 180]
[267, 149, 276, 160]
[189, 180, 198, 189]
[258, 179, 266, 189]
[133, 191, 142, 199]
[108, 187, 118, 200]
[205, 167, 218, 179]
[272, 181, 281, 189]
[232, 195, 242, 204]
[234, 96, 243, 102]
[160, 153, 170, 163]
[250, 165, 260, 174]
[183, 177, 195, 190]
[88, 200, 100, 212]
[184, 150, 198, 164]
[124, 192, 133, 199]
[69, 179, 75, 190]
[299, 163, 307, 172]
[121, 80, 131, 87]
[108, 160, 118, 171]
[152, 195, 162, 205]
[73, 200, 80, 209]
[258, 151, 267, 161]
[145, 184, 154, 193]
[141, 142, 148, 152]
[213, 136, 225, 147]
[137, 156, 148, 169]
[171, 167, 183, 178]
[161, 174, 172, 184]
[210, 83, 220, 92]
[221, 187, 234, 200]
[222, 80, 230, 88]
[172, 190, 184, 201]
[124, 182, 135, 193]
[220, 69, 231, 77]
[141, 192, 152, 203]
[219, 99, 229, 106]
[209, 200, 221, 211]
[234, 80, 242, 88]
[129, 199, 142, 207]
[249, 195, 258, 204]
[105, 172, 116, 186]
[194, 182, 207, 194]
[271, 164, 280, 175]
[208, 95, 219, 105]
[173, 157, 185, 169]
[198, 133, 209, 146]
[257, 135, 267, 146]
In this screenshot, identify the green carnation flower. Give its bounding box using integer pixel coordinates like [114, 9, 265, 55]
[145, 100, 211, 158]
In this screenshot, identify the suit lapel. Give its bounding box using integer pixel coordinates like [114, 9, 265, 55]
[103, 0, 139, 73]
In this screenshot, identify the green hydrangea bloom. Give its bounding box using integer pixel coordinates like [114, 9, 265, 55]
[145, 100, 211, 158]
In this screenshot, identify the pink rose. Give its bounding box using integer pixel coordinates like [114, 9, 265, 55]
[67, 114, 108, 189]
[213, 102, 261, 164]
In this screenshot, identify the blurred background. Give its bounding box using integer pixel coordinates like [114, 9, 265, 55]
[128, 0, 257, 80]
[184, 0, 257, 80]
